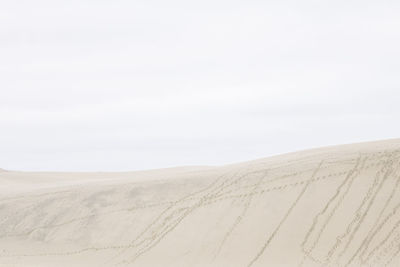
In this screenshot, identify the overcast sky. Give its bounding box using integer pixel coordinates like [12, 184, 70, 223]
[1, 0, 400, 171]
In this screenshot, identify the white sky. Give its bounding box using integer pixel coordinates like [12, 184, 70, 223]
[1, 0, 400, 171]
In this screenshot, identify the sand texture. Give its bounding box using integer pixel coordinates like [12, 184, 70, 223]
[2, 139, 400, 266]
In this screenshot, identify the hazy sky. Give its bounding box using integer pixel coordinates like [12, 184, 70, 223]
[1, 0, 400, 171]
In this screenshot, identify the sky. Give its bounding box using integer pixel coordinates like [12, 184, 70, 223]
[1, 0, 400, 171]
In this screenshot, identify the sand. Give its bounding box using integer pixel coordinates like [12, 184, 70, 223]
[1, 139, 400, 266]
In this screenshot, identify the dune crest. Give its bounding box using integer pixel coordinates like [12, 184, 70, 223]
[1, 139, 400, 266]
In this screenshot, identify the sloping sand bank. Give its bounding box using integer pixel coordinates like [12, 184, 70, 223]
[1, 139, 400, 266]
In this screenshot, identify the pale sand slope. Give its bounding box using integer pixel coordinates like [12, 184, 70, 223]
[1, 140, 400, 266]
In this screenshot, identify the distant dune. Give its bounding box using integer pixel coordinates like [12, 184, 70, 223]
[1, 139, 400, 266]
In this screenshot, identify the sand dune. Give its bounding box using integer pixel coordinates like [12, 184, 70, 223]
[1, 139, 400, 266]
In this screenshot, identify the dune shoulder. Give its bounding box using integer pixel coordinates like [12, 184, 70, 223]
[1, 139, 400, 266]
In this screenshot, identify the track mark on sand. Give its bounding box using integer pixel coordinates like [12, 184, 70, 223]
[298, 155, 365, 266]
[212, 172, 267, 261]
[246, 160, 324, 267]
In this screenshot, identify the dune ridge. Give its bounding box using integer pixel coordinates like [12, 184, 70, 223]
[1, 139, 400, 266]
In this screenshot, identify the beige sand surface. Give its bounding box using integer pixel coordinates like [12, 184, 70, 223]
[1, 139, 400, 266]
